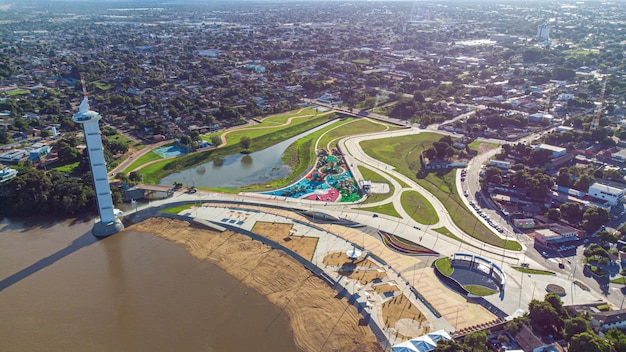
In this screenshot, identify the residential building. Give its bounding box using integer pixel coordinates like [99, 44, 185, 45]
[591, 309, 626, 332]
[537, 23, 550, 41]
[534, 226, 578, 245]
[489, 160, 510, 169]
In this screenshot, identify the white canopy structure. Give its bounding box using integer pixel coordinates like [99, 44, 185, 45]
[391, 341, 419, 352]
[391, 329, 452, 352]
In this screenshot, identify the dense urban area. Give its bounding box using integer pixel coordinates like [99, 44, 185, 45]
[2, 0, 626, 351]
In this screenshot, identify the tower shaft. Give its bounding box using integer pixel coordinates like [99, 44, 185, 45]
[82, 119, 115, 224]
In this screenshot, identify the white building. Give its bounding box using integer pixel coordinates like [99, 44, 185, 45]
[535, 144, 566, 159]
[537, 23, 550, 41]
[587, 182, 625, 207]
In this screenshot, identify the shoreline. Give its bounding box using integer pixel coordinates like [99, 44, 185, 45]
[127, 217, 383, 352]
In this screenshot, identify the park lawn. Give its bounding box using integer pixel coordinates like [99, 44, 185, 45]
[464, 285, 497, 296]
[93, 82, 113, 91]
[400, 190, 439, 225]
[512, 267, 555, 275]
[433, 227, 519, 260]
[359, 202, 402, 218]
[222, 112, 334, 146]
[201, 107, 322, 143]
[468, 140, 499, 152]
[123, 150, 164, 174]
[372, 103, 395, 116]
[106, 132, 142, 149]
[352, 59, 370, 64]
[257, 107, 319, 125]
[317, 118, 389, 151]
[435, 257, 453, 276]
[160, 204, 194, 214]
[358, 165, 394, 204]
[360, 133, 521, 251]
[7, 89, 29, 96]
[138, 113, 336, 185]
[52, 161, 80, 174]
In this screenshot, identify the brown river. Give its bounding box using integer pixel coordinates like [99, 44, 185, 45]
[0, 218, 299, 351]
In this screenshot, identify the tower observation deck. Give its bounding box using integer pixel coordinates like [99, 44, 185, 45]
[72, 86, 123, 236]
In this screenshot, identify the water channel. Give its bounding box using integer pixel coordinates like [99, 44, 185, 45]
[159, 121, 335, 189]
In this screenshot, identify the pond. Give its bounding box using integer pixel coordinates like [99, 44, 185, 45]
[159, 122, 333, 189]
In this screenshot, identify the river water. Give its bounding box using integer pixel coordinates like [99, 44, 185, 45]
[0, 218, 299, 351]
[160, 121, 335, 189]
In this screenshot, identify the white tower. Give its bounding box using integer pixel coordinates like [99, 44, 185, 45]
[537, 23, 550, 41]
[72, 78, 123, 236]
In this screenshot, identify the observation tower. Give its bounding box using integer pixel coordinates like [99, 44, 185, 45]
[72, 78, 124, 236]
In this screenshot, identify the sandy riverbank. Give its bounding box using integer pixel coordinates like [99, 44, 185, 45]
[127, 217, 383, 352]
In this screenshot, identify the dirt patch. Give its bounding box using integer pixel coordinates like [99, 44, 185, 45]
[323, 251, 386, 284]
[373, 283, 398, 295]
[381, 294, 427, 337]
[323, 251, 379, 268]
[252, 221, 318, 260]
[128, 217, 382, 352]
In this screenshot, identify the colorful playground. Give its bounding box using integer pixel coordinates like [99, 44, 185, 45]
[263, 153, 361, 203]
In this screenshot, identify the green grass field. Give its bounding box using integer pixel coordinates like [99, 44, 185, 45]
[359, 202, 402, 218]
[360, 132, 521, 251]
[317, 118, 389, 151]
[433, 227, 519, 260]
[123, 149, 167, 174]
[512, 266, 555, 275]
[468, 140, 500, 152]
[160, 204, 194, 214]
[201, 107, 320, 142]
[464, 285, 497, 296]
[93, 82, 113, 91]
[400, 190, 439, 225]
[434, 257, 453, 276]
[7, 89, 29, 96]
[51, 161, 80, 174]
[358, 166, 394, 204]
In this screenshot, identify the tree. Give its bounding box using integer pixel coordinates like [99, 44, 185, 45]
[424, 147, 437, 160]
[545, 292, 569, 320]
[464, 331, 488, 352]
[557, 168, 572, 187]
[433, 339, 465, 352]
[568, 331, 612, 352]
[210, 135, 221, 147]
[55, 139, 79, 162]
[0, 131, 11, 144]
[573, 174, 595, 192]
[560, 202, 582, 220]
[598, 230, 618, 245]
[564, 316, 591, 341]
[128, 171, 142, 183]
[582, 207, 609, 233]
[546, 208, 561, 221]
[605, 328, 626, 351]
[240, 136, 251, 151]
[528, 299, 562, 335]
